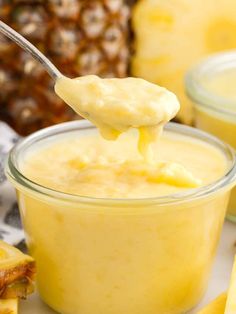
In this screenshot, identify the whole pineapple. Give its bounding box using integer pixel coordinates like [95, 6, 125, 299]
[132, 0, 236, 124]
[0, 0, 134, 135]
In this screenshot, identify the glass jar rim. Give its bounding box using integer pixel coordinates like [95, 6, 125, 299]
[185, 50, 236, 116]
[5, 120, 236, 207]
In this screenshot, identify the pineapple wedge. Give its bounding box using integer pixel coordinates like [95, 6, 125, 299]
[132, 0, 236, 124]
[0, 299, 18, 314]
[224, 257, 236, 314]
[197, 293, 227, 313]
[0, 241, 35, 299]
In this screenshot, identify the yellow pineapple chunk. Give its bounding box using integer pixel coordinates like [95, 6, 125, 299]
[0, 299, 18, 314]
[197, 293, 227, 314]
[132, 0, 236, 124]
[225, 257, 236, 314]
[0, 241, 35, 299]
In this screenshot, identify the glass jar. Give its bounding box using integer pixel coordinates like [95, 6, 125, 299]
[186, 50, 236, 222]
[6, 120, 236, 314]
[0, 1, 133, 136]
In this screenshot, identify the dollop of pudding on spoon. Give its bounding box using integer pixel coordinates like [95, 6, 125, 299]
[54, 75, 201, 188]
[55, 75, 180, 160]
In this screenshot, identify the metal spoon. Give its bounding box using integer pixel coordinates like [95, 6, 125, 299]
[0, 20, 62, 80]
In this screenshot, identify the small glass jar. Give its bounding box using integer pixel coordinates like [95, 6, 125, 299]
[186, 51, 236, 222]
[5, 120, 236, 314]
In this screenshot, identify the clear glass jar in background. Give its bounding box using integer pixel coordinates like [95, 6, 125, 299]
[6, 120, 236, 314]
[186, 50, 236, 222]
[0, 1, 133, 136]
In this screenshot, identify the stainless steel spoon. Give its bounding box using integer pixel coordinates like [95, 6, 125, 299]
[0, 20, 62, 80]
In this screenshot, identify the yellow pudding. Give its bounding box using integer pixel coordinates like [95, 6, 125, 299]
[193, 68, 236, 148]
[22, 130, 226, 198]
[6, 121, 236, 314]
[186, 51, 236, 221]
[55, 75, 179, 160]
[202, 70, 236, 101]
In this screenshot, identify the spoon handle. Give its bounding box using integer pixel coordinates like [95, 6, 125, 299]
[0, 20, 62, 80]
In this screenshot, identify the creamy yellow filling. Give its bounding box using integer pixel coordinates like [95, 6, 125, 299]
[69, 158, 201, 188]
[54, 75, 180, 161]
[22, 131, 227, 199]
[202, 69, 236, 102]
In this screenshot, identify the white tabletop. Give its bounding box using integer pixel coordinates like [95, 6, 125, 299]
[19, 221, 236, 313]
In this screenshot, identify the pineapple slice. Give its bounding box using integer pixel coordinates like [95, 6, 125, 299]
[0, 299, 18, 314]
[224, 257, 236, 314]
[132, 0, 236, 124]
[197, 293, 227, 314]
[0, 241, 35, 299]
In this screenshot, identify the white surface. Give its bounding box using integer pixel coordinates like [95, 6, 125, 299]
[19, 221, 236, 314]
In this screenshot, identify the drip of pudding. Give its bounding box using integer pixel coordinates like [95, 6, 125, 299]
[55, 75, 180, 160]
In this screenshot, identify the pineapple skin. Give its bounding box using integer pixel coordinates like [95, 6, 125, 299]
[132, 0, 236, 124]
[0, 0, 134, 135]
[0, 241, 36, 300]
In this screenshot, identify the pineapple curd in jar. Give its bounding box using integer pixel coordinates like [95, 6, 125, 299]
[186, 51, 236, 221]
[19, 126, 231, 314]
[6, 77, 236, 314]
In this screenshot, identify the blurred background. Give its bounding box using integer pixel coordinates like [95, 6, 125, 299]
[0, 0, 236, 135]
